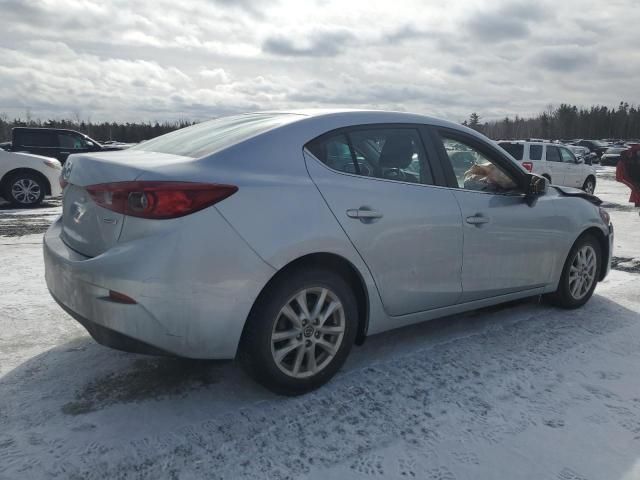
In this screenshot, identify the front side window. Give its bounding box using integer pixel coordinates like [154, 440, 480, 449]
[306, 127, 432, 185]
[529, 144, 543, 160]
[559, 147, 576, 163]
[441, 135, 519, 193]
[58, 133, 88, 150]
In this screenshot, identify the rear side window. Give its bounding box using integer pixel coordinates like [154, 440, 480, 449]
[306, 127, 433, 185]
[529, 144, 542, 160]
[498, 142, 524, 160]
[129, 113, 300, 158]
[15, 130, 57, 147]
[546, 146, 562, 162]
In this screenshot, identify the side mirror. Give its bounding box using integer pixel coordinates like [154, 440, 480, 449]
[525, 174, 548, 197]
[576, 157, 584, 164]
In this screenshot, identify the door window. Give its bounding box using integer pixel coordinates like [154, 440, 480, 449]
[306, 128, 433, 185]
[58, 133, 89, 150]
[559, 147, 576, 163]
[440, 135, 519, 193]
[16, 131, 57, 147]
[546, 146, 562, 162]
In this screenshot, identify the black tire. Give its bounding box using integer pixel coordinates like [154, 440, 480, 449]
[582, 176, 596, 194]
[546, 234, 601, 309]
[542, 174, 551, 183]
[239, 266, 358, 395]
[3, 172, 46, 207]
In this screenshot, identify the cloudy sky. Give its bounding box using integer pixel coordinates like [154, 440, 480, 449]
[0, 0, 638, 123]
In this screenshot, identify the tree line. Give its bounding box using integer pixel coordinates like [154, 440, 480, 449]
[0, 114, 194, 143]
[464, 102, 640, 141]
[2, 102, 639, 144]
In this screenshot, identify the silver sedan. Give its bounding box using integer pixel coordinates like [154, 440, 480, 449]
[44, 110, 613, 394]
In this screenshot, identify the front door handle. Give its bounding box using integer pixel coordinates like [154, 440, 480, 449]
[466, 214, 490, 225]
[60, 151, 70, 155]
[346, 207, 383, 221]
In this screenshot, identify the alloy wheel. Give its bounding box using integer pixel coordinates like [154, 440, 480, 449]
[568, 245, 597, 300]
[11, 178, 41, 204]
[584, 180, 595, 194]
[270, 287, 345, 379]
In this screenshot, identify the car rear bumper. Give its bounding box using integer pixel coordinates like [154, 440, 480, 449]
[44, 209, 276, 359]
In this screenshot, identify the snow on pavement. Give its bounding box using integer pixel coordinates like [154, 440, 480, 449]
[0, 173, 639, 479]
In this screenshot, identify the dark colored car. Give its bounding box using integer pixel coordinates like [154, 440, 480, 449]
[3, 127, 126, 164]
[600, 147, 628, 166]
[574, 140, 609, 157]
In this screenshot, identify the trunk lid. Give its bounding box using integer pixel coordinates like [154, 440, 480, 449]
[60, 150, 192, 257]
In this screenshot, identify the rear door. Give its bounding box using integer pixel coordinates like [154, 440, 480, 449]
[431, 128, 560, 302]
[544, 145, 567, 185]
[304, 125, 463, 316]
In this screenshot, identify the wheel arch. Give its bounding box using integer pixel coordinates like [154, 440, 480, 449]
[575, 226, 609, 281]
[243, 252, 370, 348]
[1, 168, 52, 196]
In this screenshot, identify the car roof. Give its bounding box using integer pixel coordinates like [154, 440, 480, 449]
[257, 108, 466, 130]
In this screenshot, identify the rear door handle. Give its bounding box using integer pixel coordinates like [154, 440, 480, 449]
[346, 207, 383, 221]
[466, 215, 490, 225]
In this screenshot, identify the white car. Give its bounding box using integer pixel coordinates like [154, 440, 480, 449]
[0, 150, 63, 206]
[498, 141, 597, 194]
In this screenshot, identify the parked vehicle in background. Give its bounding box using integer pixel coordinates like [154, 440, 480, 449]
[498, 141, 597, 193]
[0, 150, 62, 206]
[2, 127, 126, 164]
[573, 139, 609, 157]
[567, 145, 598, 165]
[44, 110, 613, 394]
[600, 146, 628, 166]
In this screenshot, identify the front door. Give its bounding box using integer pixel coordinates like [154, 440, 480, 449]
[558, 146, 582, 187]
[432, 129, 561, 302]
[304, 125, 463, 316]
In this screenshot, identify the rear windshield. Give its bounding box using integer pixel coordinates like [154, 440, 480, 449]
[498, 142, 524, 160]
[130, 113, 300, 158]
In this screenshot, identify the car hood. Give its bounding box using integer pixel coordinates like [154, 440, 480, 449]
[552, 185, 602, 205]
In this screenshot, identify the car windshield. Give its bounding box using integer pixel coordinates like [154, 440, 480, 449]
[129, 113, 300, 158]
[498, 142, 524, 160]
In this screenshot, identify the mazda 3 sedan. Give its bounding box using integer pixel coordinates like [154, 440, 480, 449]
[44, 110, 613, 394]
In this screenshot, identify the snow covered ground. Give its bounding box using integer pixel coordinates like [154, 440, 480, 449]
[0, 171, 639, 479]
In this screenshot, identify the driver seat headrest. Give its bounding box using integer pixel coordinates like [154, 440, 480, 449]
[379, 134, 415, 169]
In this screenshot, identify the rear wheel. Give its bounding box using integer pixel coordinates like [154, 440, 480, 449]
[546, 234, 601, 309]
[240, 267, 357, 395]
[542, 174, 551, 183]
[3, 172, 46, 207]
[582, 176, 596, 194]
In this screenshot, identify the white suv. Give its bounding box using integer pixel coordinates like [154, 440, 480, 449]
[498, 141, 597, 194]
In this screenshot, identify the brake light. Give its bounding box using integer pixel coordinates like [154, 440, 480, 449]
[522, 161, 533, 172]
[85, 181, 238, 219]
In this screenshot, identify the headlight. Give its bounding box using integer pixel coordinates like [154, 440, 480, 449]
[599, 207, 610, 225]
[43, 159, 62, 170]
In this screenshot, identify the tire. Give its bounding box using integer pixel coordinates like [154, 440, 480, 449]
[542, 174, 551, 183]
[582, 177, 596, 194]
[3, 172, 46, 207]
[239, 266, 358, 395]
[546, 234, 601, 309]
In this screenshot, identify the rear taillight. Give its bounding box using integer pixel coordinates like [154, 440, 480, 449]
[85, 181, 238, 219]
[522, 161, 533, 172]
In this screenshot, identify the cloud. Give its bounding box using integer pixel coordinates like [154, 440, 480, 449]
[262, 29, 354, 57]
[535, 46, 594, 72]
[0, 0, 637, 123]
[466, 1, 549, 42]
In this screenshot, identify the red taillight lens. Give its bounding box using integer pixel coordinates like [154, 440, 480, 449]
[85, 181, 238, 219]
[522, 161, 533, 172]
[108, 290, 137, 304]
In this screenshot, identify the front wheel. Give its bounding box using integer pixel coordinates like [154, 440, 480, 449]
[546, 234, 601, 309]
[582, 177, 596, 194]
[3, 172, 46, 207]
[239, 267, 358, 395]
